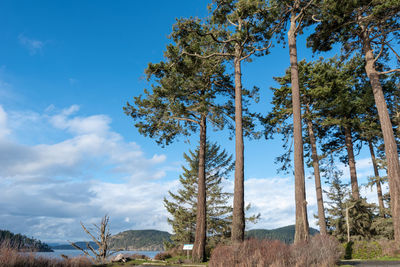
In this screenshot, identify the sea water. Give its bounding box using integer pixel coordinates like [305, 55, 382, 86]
[34, 249, 160, 259]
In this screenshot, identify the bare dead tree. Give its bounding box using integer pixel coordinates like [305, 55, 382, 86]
[70, 214, 116, 264]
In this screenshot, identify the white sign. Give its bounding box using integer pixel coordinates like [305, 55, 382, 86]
[183, 244, 194, 250]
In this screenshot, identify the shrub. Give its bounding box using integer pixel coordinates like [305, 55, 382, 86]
[378, 240, 400, 257]
[343, 241, 353, 259]
[209, 239, 291, 267]
[0, 242, 92, 267]
[154, 252, 172, 261]
[352, 241, 382, 259]
[291, 235, 342, 267]
[209, 235, 342, 267]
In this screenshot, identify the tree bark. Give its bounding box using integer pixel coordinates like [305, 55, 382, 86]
[344, 126, 360, 200]
[192, 115, 207, 262]
[368, 140, 385, 217]
[362, 36, 400, 242]
[306, 115, 327, 235]
[231, 44, 245, 243]
[288, 11, 309, 244]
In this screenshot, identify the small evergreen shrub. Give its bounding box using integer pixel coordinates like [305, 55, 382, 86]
[352, 241, 382, 259]
[343, 241, 353, 259]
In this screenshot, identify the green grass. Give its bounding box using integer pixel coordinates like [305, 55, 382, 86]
[103, 256, 208, 266]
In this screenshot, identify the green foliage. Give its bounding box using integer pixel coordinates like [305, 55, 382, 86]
[0, 229, 52, 252]
[124, 23, 233, 146]
[352, 241, 383, 260]
[308, 0, 400, 58]
[164, 142, 234, 245]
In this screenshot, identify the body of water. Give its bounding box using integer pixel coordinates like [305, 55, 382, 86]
[34, 249, 161, 259]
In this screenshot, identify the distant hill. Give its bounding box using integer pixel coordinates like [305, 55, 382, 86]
[0, 229, 53, 252]
[110, 230, 171, 251]
[245, 225, 319, 244]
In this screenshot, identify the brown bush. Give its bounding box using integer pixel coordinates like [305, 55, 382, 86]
[209, 235, 342, 267]
[377, 240, 400, 257]
[165, 245, 186, 257]
[209, 239, 291, 267]
[154, 251, 172, 261]
[0, 243, 92, 267]
[291, 234, 342, 267]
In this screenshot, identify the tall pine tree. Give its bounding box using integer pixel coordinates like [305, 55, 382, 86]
[164, 142, 234, 246]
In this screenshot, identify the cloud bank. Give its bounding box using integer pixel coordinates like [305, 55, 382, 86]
[0, 104, 384, 243]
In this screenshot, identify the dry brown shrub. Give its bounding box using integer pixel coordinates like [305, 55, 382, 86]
[377, 240, 400, 257]
[291, 234, 342, 267]
[209, 238, 291, 267]
[154, 251, 172, 261]
[0, 242, 92, 267]
[209, 235, 342, 267]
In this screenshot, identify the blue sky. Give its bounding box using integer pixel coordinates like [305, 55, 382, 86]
[0, 1, 386, 243]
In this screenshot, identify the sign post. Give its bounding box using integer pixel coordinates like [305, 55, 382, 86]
[183, 244, 193, 260]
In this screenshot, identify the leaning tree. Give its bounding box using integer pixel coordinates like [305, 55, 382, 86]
[308, 0, 400, 242]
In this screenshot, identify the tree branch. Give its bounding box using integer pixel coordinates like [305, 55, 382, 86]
[171, 116, 200, 125]
[385, 41, 400, 62]
[182, 50, 234, 59]
[378, 69, 400, 75]
[373, 40, 385, 63]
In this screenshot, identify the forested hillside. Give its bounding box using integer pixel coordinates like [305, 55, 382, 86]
[110, 230, 171, 251]
[0, 230, 53, 252]
[246, 225, 319, 244]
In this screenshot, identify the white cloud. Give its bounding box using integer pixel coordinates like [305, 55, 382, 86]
[0, 106, 10, 138]
[18, 34, 45, 55]
[0, 105, 173, 242]
[241, 177, 319, 230]
[0, 104, 388, 243]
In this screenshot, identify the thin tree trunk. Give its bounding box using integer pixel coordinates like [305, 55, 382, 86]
[305, 115, 327, 235]
[231, 44, 245, 243]
[192, 115, 206, 262]
[344, 126, 360, 200]
[368, 140, 385, 217]
[362, 36, 400, 242]
[288, 10, 309, 243]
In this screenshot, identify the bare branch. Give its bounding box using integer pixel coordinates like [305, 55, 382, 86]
[294, 0, 314, 21]
[240, 42, 272, 61]
[378, 69, 400, 75]
[370, 27, 400, 42]
[385, 42, 400, 62]
[312, 14, 322, 22]
[373, 40, 385, 63]
[182, 50, 234, 59]
[227, 17, 238, 27]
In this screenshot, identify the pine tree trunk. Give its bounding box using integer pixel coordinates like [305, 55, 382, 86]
[361, 25, 400, 243]
[305, 115, 327, 235]
[288, 11, 309, 244]
[231, 44, 245, 243]
[368, 140, 385, 217]
[344, 126, 360, 200]
[192, 116, 207, 262]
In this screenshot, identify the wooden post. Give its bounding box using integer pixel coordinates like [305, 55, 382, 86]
[346, 205, 350, 243]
